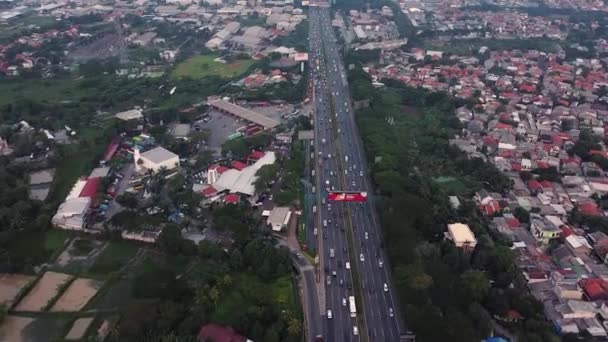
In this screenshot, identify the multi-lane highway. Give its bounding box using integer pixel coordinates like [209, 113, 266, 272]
[308, 6, 405, 342]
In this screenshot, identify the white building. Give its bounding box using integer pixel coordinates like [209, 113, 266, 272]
[134, 147, 179, 173]
[267, 207, 291, 231]
[208, 151, 276, 196]
[446, 223, 477, 249]
[52, 197, 91, 230]
[115, 108, 143, 121]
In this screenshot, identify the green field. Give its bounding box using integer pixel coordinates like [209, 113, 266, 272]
[172, 54, 256, 79]
[7, 229, 69, 272]
[0, 79, 87, 106]
[88, 242, 139, 277]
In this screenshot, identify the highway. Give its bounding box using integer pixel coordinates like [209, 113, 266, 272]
[308, 6, 405, 342]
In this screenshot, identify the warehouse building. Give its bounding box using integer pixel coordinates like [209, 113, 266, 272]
[134, 147, 180, 173]
[447, 223, 477, 250]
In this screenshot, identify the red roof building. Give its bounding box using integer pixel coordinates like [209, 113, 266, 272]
[198, 324, 246, 342]
[505, 217, 520, 228]
[209, 164, 229, 174]
[79, 177, 100, 198]
[102, 137, 121, 162]
[224, 194, 240, 204]
[247, 151, 265, 162]
[480, 199, 501, 216]
[580, 202, 601, 216]
[580, 278, 608, 301]
[201, 185, 218, 198]
[560, 226, 575, 238]
[528, 180, 543, 192]
[231, 160, 247, 171]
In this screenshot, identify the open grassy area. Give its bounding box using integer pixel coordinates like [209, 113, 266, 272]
[0, 79, 87, 106]
[7, 229, 69, 272]
[272, 276, 297, 311]
[44, 229, 70, 251]
[172, 54, 256, 79]
[88, 242, 139, 277]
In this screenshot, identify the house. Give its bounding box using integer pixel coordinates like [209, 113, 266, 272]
[224, 193, 240, 204]
[134, 147, 179, 173]
[198, 324, 251, 342]
[557, 300, 598, 319]
[267, 206, 291, 231]
[580, 278, 608, 301]
[115, 109, 143, 121]
[133, 32, 158, 46]
[530, 218, 561, 244]
[446, 223, 477, 250]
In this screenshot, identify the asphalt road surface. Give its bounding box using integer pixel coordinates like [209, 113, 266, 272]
[308, 6, 405, 342]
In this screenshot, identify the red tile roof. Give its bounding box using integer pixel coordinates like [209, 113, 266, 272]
[580, 202, 601, 216]
[528, 179, 543, 191]
[248, 150, 265, 161]
[198, 324, 246, 342]
[231, 160, 247, 171]
[580, 278, 608, 301]
[201, 185, 218, 197]
[103, 137, 121, 162]
[79, 177, 100, 198]
[560, 226, 574, 238]
[224, 194, 239, 204]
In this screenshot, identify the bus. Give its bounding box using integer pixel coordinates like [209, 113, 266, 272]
[349, 296, 356, 318]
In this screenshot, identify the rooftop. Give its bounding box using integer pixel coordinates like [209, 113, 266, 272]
[208, 99, 279, 129]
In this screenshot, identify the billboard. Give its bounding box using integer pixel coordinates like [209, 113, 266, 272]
[328, 191, 368, 202]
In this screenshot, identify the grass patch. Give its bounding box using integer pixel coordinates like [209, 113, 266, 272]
[0, 78, 87, 106]
[88, 242, 139, 277]
[433, 176, 473, 195]
[69, 239, 96, 256]
[272, 276, 297, 311]
[46, 138, 106, 206]
[172, 54, 256, 79]
[7, 230, 69, 272]
[44, 229, 70, 251]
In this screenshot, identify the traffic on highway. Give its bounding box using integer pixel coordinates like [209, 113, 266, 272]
[308, 6, 404, 342]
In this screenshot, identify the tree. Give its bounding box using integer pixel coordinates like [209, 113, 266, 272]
[513, 206, 530, 223]
[254, 164, 278, 192]
[116, 192, 139, 209]
[158, 224, 184, 255]
[459, 270, 490, 302]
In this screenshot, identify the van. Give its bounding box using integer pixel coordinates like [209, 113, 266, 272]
[353, 326, 358, 335]
[345, 262, 350, 269]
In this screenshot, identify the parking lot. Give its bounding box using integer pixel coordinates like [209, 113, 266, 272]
[194, 110, 243, 153]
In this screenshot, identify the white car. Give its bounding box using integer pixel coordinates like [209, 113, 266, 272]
[384, 283, 388, 292]
[353, 326, 358, 335]
[342, 298, 347, 306]
[389, 308, 394, 317]
[365, 232, 368, 239]
[360, 253, 365, 262]
[327, 310, 333, 319]
[379, 260, 384, 268]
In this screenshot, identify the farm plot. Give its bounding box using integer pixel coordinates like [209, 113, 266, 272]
[15, 271, 73, 312]
[65, 317, 95, 340]
[0, 274, 35, 306]
[0, 315, 34, 342]
[51, 278, 102, 312]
